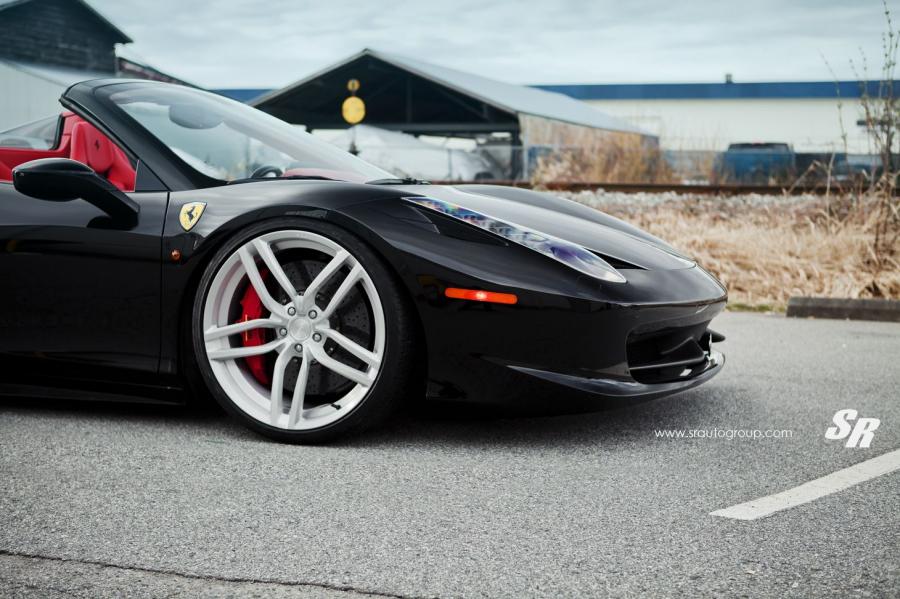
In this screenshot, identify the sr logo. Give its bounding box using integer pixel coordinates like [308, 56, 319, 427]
[825, 409, 880, 448]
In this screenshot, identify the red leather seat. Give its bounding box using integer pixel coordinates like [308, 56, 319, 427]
[69, 122, 136, 191]
[0, 114, 135, 188]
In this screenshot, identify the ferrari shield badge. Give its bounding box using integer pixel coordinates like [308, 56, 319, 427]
[179, 202, 206, 231]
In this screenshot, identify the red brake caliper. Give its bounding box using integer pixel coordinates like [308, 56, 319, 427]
[238, 271, 272, 386]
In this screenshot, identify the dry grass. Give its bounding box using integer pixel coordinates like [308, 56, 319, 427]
[562, 191, 900, 310]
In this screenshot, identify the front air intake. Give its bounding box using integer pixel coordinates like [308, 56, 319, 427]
[626, 323, 712, 384]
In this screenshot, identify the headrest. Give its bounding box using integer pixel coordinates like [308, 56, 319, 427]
[71, 122, 115, 173]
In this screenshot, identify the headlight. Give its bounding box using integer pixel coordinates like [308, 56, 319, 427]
[407, 197, 627, 284]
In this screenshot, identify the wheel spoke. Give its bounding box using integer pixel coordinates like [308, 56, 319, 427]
[309, 343, 372, 387]
[269, 347, 292, 425]
[287, 348, 310, 428]
[207, 337, 284, 361]
[253, 239, 299, 305]
[238, 247, 284, 316]
[302, 250, 349, 306]
[321, 264, 363, 319]
[325, 328, 380, 368]
[204, 316, 279, 342]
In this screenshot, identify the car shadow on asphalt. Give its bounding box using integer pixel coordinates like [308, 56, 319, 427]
[0, 382, 741, 450]
[341, 385, 739, 449]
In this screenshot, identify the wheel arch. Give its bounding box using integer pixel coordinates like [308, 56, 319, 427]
[169, 205, 428, 398]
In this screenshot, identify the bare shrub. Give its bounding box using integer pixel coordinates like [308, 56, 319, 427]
[815, 0, 900, 296]
[564, 191, 900, 310]
[531, 136, 675, 184]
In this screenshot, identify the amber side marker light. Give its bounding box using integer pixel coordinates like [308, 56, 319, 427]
[444, 287, 518, 305]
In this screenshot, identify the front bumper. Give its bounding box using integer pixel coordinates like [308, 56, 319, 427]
[421, 292, 727, 409]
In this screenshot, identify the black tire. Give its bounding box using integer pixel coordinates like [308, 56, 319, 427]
[191, 217, 418, 443]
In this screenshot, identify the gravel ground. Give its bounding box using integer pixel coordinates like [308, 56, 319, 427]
[1, 312, 898, 598]
[555, 189, 827, 209]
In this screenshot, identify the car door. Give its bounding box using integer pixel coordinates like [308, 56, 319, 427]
[0, 118, 167, 390]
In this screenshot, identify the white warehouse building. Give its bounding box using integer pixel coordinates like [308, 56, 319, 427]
[534, 80, 885, 154]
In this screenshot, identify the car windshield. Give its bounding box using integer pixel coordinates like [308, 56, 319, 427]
[102, 84, 395, 184]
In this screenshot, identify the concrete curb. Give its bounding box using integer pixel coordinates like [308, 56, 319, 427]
[786, 297, 900, 322]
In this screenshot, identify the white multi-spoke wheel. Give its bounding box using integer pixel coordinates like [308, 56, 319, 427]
[192, 218, 418, 443]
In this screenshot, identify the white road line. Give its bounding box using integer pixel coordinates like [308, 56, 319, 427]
[711, 448, 900, 521]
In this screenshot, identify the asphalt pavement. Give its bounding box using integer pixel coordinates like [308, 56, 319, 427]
[1, 311, 898, 598]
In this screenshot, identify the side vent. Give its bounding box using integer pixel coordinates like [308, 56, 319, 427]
[589, 250, 645, 270]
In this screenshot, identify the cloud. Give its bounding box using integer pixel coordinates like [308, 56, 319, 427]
[93, 0, 899, 88]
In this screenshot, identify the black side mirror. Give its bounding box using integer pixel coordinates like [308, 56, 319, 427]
[12, 158, 140, 225]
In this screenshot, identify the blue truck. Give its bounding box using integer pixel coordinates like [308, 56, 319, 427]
[713, 142, 797, 184]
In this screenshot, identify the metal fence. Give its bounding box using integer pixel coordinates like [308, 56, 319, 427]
[329, 140, 884, 186]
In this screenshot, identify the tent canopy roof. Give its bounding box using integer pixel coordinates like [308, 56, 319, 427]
[253, 49, 646, 137]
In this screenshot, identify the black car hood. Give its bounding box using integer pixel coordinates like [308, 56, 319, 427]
[398, 184, 695, 271]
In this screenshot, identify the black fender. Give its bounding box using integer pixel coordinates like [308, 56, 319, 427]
[159, 180, 422, 375]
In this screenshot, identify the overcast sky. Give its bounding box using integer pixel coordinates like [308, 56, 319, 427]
[92, 0, 898, 89]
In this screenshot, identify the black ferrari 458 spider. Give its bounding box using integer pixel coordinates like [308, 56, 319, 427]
[0, 80, 726, 442]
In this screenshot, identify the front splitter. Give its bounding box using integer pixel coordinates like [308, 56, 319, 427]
[508, 350, 724, 401]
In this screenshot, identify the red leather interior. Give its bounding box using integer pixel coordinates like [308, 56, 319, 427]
[71, 122, 114, 172]
[69, 121, 135, 191]
[0, 114, 135, 191]
[0, 115, 73, 182]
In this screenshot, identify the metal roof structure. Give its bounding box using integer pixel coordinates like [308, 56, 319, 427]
[535, 80, 900, 101]
[219, 79, 900, 104]
[251, 49, 645, 136]
[0, 57, 197, 89]
[115, 56, 199, 88]
[0, 58, 109, 87]
[214, 88, 271, 103]
[0, 0, 132, 43]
